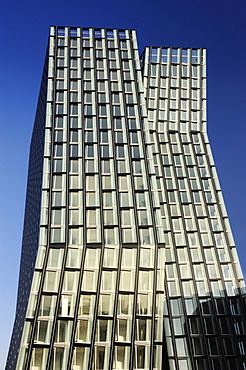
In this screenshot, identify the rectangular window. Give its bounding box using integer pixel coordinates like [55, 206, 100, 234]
[85, 145, 94, 158]
[127, 106, 135, 117]
[70, 104, 78, 115]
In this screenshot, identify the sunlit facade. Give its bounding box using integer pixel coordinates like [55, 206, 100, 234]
[6, 26, 246, 370]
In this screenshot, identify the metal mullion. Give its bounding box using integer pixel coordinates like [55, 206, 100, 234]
[25, 29, 61, 370]
[188, 51, 217, 289]
[149, 52, 185, 368]
[162, 53, 185, 267]
[150, 46, 160, 133]
[46, 26, 72, 369]
[176, 122, 216, 365]
[198, 48, 203, 133]
[200, 129, 241, 289]
[180, 51, 189, 133]
[190, 53, 197, 133]
[168, 47, 174, 132]
[149, 51, 193, 369]
[162, 283, 180, 369]
[149, 242, 159, 368]
[131, 38, 167, 370]
[158, 264, 171, 370]
[189, 135, 221, 256]
[117, 30, 141, 370]
[168, 138, 201, 343]
[193, 139, 228, 294]
[105, 31, 125, 370]
[176, 130, 213, 367]
[187, 49, 193, 133]
[186, 130, 226, 364]
[133, 45, 164, 370]
[142, 46, 175, 370]
[178, 48, 183, 132]
[87, 29, 107, 370]
[174, 125, 210, 328]
[147, 121, 177, 370]
[67, 28, 89, 368]
[155, 129, 188, 370]
[165, 128, 199, 370]
[66, 250, 89, 367]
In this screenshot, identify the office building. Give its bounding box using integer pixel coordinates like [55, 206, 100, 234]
[6, 26, 246, 370]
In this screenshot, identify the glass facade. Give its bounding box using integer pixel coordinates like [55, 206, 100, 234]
[6, 27, 246, 370]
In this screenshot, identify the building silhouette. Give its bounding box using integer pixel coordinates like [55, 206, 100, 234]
[6, 26, 246, 370]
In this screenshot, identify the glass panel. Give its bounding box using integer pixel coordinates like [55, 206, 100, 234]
[117, 294, 134, 316]
[135, 319, 151, 341]
[113, 346, 130, 370]
[59, 294, 76, 317]
[98, 293, 115, 316]
[30, 348, 48, 369]
[54, 320, 73, 343]
[66, 247, 83, 268]
[115, 318, 132, 342]
[120, 270, 135, 291]
[78, 295, 96, 316]
[134, 345, 150, 369]
[138, 271, 153, 291]
[93, 346, 110, 370]
[62, 271, 79, 292]
[51, 347, 69, 370]
[81, 270, 99, 291]
[103, 247, 119, 267]
[137, 293, 153, 315]
[100, 271, 117, 291]
[43, 271, 61, 292]
[75, 319, 93, 342]
[39, 295, 57, 317]
[72, 347, 90, 370]
[95, 319, 112, 342]
[34, 320, 52, 344]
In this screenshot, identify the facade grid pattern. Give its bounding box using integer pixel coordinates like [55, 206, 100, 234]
[6, 27, 246, 370]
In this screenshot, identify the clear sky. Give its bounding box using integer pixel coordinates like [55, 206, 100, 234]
[0, 0, 245, 367]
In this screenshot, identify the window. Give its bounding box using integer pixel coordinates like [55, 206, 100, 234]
[101, 145, 110, 158]
[113, 106, 121, 116]
[98, 93, 106, 103]
[99, 105, 107, 116]
[121, 50, 129, 59]
[107, 30, 114, 39]
[84, 105, 92, 115]
[85, 131, 94, 143]
[121, 210, 132, 226]
[109, 50, 116, 59]
[116, 146, 125, 158]
[131, 146, 140, 159]
[70, 104, 78, 115]
[85, 145, 94, 158]
[127, 106, 135, 117]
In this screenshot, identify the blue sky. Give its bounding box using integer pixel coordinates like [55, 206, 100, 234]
[0, 0, 245, 367]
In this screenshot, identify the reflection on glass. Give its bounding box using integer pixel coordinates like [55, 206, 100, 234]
[113, 346, 130, 370]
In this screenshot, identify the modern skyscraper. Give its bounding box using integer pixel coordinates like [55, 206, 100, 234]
[6, 26, 246, 370]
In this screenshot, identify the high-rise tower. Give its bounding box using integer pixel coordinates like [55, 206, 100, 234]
[6, 26, 246, 370]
